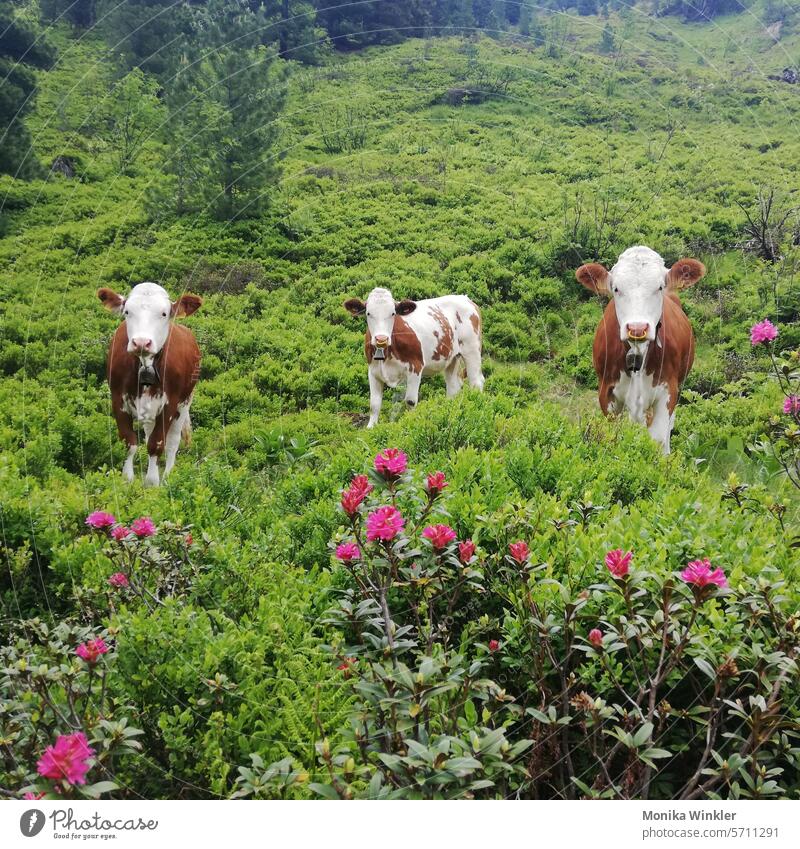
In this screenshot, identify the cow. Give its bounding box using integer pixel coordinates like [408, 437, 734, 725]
[575, 246, 705, 454]
[97, 282, 202, 486]
[344, 287, 485, 428]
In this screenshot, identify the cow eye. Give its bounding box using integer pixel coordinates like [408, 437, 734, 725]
[162, 311, 167, 317]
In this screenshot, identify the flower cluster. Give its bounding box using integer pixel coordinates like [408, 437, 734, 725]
[605, 548, 632, 579]
[340, 474, 373, 517]
[36, 732, 95, 786]
[75, 638, 109, 665]
[86, 511, 156, 540]
[681, 558, 728, 589]
[374, 448, 407, 479]
[750, 319, 778, 346]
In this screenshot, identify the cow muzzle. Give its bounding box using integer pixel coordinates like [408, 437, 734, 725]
[374, 335, 389, 348]
[626, 322, 650, 341]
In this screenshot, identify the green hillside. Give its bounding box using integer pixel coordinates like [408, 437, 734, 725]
[1, 4, 799, 800]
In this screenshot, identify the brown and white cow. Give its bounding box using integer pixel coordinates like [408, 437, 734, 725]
[97, 282, 202, 486]
[576, 246, 705, 454]
[344, 287, 485, 427]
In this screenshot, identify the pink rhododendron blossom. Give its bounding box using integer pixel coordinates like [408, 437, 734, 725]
[588, 628, 603, 648]
[335, 542, 361, 563]
[750, 319, 778, 345]
[365, 506, 405, 542]
[24, 792, 45, 800]
[350, 474, 373, 496]
[508, 541, 529, 563]
[108, 572, 129, 589]
[458, 539, 476, 564]
[681, 558, 728, 588]
[36, 732, 95, 786]
[488, 639, 500, 652]
[422, 524, 457, 549]
[340, 487, 366, 517]
[426, 472, 448, 495]
[75, 638, 109, 665]
[374, 448, 408, 479]
[783, 395, 800, 415]
[110, 525, 130, 542]
[605, 549, 633, 579]
[85, 511, 115, 530]
[130, 517, 156, 538]
[185, 533, 193, 547]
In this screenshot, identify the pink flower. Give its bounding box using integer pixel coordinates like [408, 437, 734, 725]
[350, 474, 374, 496]
[488, 639, 500, 652]
[783, 395, 800, 415]
[75, 638, 109, 665]
[750, 319, 778, 345]
[335, 542, 361, 563]
[108, 572, 129, 589]
[85, 511, 115, 530]
[605, 549, 632, 579]
[341, 486, 366, 517]
[24, 792, 45, 800]
[422, 524, 457, 549]
[110, 525, 130, 542]
[681, 558, 728, 589]
[426, 471, 448, 496]
[588, 628, 603, 648]
[337, 657, 357, 678]
[36, 732, 95, 786]
[365, 506, 405, 542]
[130, 516, 156, 538]
[459, 539, 476, 564]
[508, 541, 529, 563]
[185, 533, 193, 547]
[374, 448, 408, 479]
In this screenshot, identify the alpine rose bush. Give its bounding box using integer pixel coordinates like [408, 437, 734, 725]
[312, 448, 800, 801]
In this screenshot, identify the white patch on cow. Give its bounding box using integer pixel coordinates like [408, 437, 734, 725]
[122, 444, 137, 483]
[613, 370, 673, 453]
[123, 390, 167, 424]
[164, 401, 191, 476]
[609, 246, 669, 343]
[123, 282, 173, 355]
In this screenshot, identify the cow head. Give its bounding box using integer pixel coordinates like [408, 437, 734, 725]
[576, 246, 705, 343]
[98, 282, 202, 358]
[344, 287, 416, 349]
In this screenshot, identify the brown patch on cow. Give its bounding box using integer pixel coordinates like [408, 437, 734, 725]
[666, 258, 706, 291]
[469, 311, 481, 339]
[429, 306, 454, 361]
[575, 263, 611, 296]
[107, 322, 201, 456]
[363, 319, 423, 374]
[592, 293, 694, 416]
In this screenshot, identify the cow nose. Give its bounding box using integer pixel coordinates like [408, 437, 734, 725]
[130, 337, 153, 353]
[626, 322, 649, 341]
[374, 335, 389, 347]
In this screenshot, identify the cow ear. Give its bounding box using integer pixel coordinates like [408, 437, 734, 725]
[97, 287, 125, 314]
[172, 294, 202, 318]
[575, 263, 611, 296]
[344, 298, 366, 316]
[666, 258, 706, 290]
[395, 299, 417, 316]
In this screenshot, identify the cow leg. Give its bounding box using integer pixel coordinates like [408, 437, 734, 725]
[111, 399, 137, 483]
[405, 372, 422, 408]
[444, 358, 463, 398]
[462, 347, 485, 391]
[648, 392, 672, 454]
[367, 370, 384, 429]
[144, 406, 178, 487]
[164, 403, 190, 477]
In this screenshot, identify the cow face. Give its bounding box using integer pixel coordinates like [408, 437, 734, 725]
[344, 287, 416, 349]
[98, 282, 202, 357]
[576, 247, 705, 343]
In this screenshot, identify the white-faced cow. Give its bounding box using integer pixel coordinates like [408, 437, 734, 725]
[97, 282, 202, 486]
[576, 246, 705, 454]
[344, 287, 485, 428]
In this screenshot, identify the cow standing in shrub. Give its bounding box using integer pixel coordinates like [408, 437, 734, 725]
[576, 246, 705, 454]
[344, 287, 485, 428]
[97, 283, 202, 486]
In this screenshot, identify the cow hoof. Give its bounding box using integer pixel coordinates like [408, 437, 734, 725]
[405, 399, 417, 408]
[144, 474, 160, 488]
